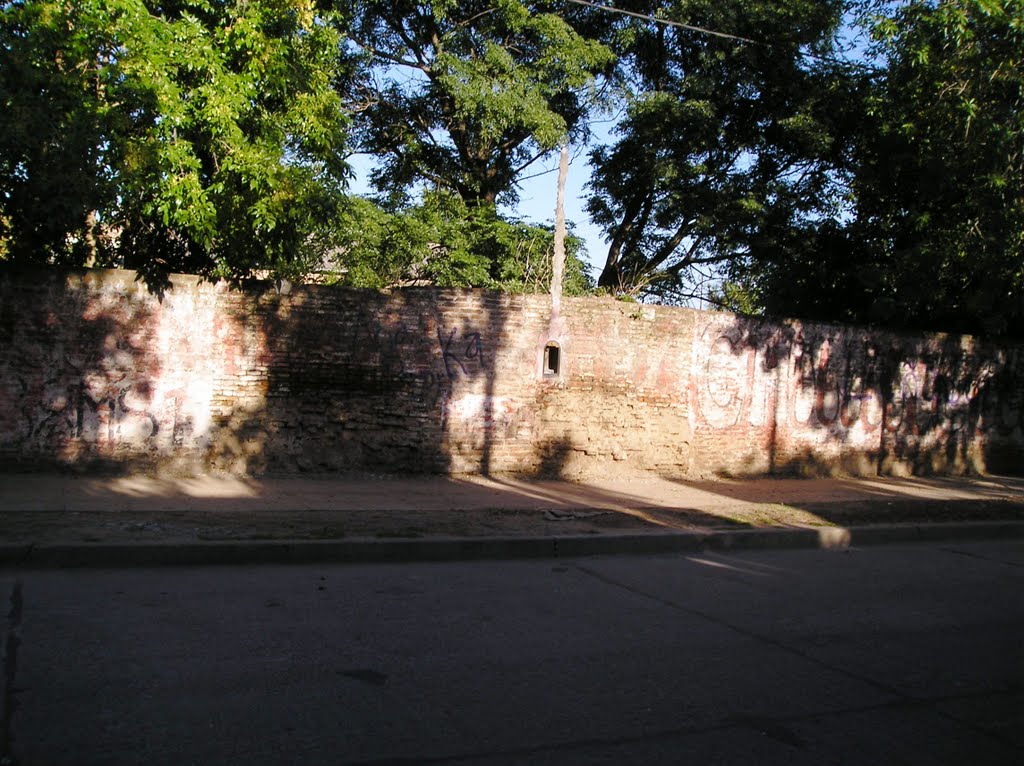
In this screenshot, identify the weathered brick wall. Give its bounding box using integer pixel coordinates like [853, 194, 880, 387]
[1, 267, 1021, 476]
[686, 313, 1023, 476]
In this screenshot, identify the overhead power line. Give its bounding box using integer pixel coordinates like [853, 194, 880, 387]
[564, 0, 876, 72]
[565, 0, 757, 44]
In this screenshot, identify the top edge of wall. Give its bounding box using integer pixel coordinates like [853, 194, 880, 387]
[1, 263, 1017, 350]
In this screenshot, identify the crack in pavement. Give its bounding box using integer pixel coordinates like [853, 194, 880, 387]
[1, 581, 23, 766]
[940, 546, 1024, 568]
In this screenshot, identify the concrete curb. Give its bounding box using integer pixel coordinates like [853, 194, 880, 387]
[0, 521, 1021, 569]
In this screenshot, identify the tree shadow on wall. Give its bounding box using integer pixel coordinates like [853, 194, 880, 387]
[2, 266, 561, 480]
[532, 436, 575, 479]
[9, 267, 1020, 485]
[202, 282, 519, 477]
[0, 267, 173, 474]
[689, 313, 1024, 477]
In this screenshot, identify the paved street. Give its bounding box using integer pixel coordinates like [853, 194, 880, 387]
[2, 541, 1022, 765]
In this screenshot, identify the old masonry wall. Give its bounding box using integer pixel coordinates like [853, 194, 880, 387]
[2, 267, 1022, 477]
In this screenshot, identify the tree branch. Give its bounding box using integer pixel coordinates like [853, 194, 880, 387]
[349, 33, 428, 73]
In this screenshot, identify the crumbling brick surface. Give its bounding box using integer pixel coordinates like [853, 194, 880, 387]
[1, 267, 1020, 477]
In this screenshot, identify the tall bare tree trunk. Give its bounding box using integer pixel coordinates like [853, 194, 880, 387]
[550, 142, 569, 319]
[84, 209, 99, 268]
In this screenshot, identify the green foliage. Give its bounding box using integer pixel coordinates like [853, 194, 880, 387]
[345, 0, 614, 207]
[709, 279, 762, 317]
[728, 0, 1024, 338]
[1, 0, 110, 266]
[10, 0, 1013, 339]
[339, 0, 609, 297]
[331, 191, 593, 295]
[1, 0, 357, 287]
[586, 0, 849, 302]
[855, 0, 1024, 337]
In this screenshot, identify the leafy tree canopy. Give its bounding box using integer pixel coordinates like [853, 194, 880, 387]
[344, 0, 614, 209]
[586, 0, 849, 300]
[3, 0, 1019, 338]
[857, 0, 1024, 337]
[331, 191, 593, 295]
[721, 0, 1024, 338]
[1, 0, 359, 288]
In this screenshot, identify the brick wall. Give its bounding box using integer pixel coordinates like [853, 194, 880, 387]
[1, 267, 1021, 477]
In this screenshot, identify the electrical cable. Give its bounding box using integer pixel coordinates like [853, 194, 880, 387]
[565, 0, 758, 44]
[563, 0, 877, 72]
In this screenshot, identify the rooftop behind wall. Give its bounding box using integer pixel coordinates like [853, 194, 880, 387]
[1, 267, 1021, 477]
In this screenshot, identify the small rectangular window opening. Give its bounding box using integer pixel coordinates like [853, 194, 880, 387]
[543, 342, 560, 377]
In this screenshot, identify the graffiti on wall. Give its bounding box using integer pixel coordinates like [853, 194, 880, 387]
[0, 283, 216, 462]
[445, 394, 519, 433]
[5, 371, 150, 448]
[3, 315, 496, 464]
[4, 269, 1019, 476]
[340, 311, 487, 382]
[0, 353, 211, 460]
[437, 324, 486, 380]
[690, 318, 1022, 446]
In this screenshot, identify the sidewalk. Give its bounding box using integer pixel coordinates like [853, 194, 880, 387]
[1, 472, 1022, 566]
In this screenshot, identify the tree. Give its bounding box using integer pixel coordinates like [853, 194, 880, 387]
[1, 0, 111, 265]
[725, 0, 1024, 338]
[344, 0, 613, 210]
[1, 0, 359, 287]
[853, 0, 1023, 337]
[586, 0, 850, 300]
[331, 190, 593, 294]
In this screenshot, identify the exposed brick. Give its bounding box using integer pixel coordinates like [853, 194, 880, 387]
[0, 267, 1021, 477]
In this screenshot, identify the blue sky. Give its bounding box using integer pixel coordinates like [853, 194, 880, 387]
[498, 145, 609, 277]
[346, 133, 612, 280]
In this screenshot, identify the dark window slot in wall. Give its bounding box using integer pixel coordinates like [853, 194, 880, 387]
[544, 342, 560, 377]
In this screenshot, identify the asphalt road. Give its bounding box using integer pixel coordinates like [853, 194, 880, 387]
[2, 541, 1022, 765]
